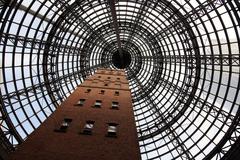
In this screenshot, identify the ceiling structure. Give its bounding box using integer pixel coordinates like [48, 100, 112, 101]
[0, 0, 240, 159]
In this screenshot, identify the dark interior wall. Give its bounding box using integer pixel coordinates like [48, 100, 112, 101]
[222, 136, 240, 160]
[0, 144, 8, 160]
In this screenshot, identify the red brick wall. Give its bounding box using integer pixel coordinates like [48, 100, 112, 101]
[9, 68, 141, 160]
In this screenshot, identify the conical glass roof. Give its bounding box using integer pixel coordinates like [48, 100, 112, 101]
[0, 0, 240, 159]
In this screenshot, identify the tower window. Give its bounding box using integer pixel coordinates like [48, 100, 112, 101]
[111, 101, 119, 109]
[76, 99, 85, 106]
[107, 123, 118, 137]
[104, 80, 110, 86]
[85, 89, 91, 93]
[99, 90, 105, 94]
[107, 77, 111, 79]
[117, 77, 120, 80]
[115, 83, 121, 88]
[114, 91, 119, 96]
[55, 118, 72, 133]
[98, 76, 101, 78]
[82, 120, 95, 135]
[93, 100, 102, 108]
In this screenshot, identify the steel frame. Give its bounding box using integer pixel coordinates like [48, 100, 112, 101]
[0, 0, 240, 160]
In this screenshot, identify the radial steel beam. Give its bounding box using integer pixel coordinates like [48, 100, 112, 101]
[124, 0, 148, 50]
[128, 68, 193, 159]
[108, 0, 123, 59]
[141, 54, 240, 66]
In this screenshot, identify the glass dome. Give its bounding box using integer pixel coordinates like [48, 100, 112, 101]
[0, 0, 240, 159]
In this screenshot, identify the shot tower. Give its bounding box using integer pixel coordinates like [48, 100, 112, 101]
[9, 68, 140, 160]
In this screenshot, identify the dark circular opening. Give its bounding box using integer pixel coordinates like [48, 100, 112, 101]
[112, 50, 131, 69]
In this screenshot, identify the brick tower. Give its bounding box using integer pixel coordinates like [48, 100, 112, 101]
[9, 68, 140, 160]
